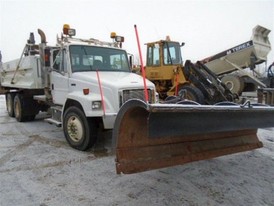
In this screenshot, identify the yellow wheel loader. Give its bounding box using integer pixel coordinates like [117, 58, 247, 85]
[112, 25, 274, 174]
[144, 38, 236, 104]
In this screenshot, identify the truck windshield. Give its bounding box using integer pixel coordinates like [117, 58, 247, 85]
[69, 45, 131, 72]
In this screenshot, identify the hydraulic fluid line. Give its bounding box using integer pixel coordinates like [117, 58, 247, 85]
[134, 25, 149, 103]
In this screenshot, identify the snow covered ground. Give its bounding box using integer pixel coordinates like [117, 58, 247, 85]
[0, 94, 274, 206]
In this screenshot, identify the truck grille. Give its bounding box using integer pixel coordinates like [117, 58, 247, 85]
[120, 89, 153, 106]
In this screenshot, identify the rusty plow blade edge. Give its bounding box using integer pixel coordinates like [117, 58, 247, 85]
[113, 100, 274, 174]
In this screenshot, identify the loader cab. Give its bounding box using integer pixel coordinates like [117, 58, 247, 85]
[162, 41, 183, 65]
[146, 40, 183, 67]
[145, 40, 188, 99]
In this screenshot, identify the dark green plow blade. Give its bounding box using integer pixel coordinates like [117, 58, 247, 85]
[113, 99, 274, 174]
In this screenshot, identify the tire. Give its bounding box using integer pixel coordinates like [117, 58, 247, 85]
[178, 85, 205, 104]
[14, 94, 28, 122]
[6, 93, 15, 117]
[221, 75, 244, 95]
[63, 106, 98, 151]
[14, 94, 36, 122]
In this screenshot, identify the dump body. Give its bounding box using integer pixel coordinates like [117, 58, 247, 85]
[203, 25, 271, 75]
[0, 56, 43, 89]
[201, 25, 272, 95]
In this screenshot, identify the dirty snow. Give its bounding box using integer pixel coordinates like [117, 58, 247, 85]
[0, 95, 274, 206]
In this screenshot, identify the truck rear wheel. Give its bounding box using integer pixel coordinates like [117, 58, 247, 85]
[63, 106, 98, 151]
[14, 94, 28, 122]
[6, 93, 15, 117]
[14, 94, 37, 122]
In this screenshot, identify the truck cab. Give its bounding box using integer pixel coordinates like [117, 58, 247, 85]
[0, 25, 156, 151]
[46, 27, 156, 150]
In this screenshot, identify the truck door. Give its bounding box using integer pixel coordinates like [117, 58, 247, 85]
[51, 49, 69, 105]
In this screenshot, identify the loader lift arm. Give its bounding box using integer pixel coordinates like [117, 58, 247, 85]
[184, 60, 236, 104]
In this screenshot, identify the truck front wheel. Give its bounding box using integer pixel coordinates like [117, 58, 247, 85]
[63, 106, 98, 151]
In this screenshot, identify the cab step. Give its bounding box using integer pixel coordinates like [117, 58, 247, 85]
[44, 106, 62, 127]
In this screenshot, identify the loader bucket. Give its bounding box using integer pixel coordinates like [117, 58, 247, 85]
[113, 99, 274, 174]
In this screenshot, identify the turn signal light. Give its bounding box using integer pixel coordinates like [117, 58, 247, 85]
[83, 88, 89, 95]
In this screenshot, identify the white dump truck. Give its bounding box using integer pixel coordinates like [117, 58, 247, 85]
[0, 25, 156, 151]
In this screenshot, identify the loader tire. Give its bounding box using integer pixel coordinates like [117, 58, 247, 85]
[221, 75, 244, 95]
[63, 106, 98, 151]
[179, 85, 205, 104]
[6, 93, 15, 117]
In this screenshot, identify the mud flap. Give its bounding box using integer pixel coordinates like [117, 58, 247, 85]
[113, 99, 274, 174]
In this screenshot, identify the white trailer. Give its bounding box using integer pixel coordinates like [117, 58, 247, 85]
[0, 25, 156, 151]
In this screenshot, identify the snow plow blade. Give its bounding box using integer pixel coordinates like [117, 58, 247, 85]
[113, 99, 274, 174]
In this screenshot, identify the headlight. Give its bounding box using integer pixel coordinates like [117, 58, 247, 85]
[92, 101, 102, 109]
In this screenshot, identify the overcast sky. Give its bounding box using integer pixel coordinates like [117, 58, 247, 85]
[1, 0, 273, 67]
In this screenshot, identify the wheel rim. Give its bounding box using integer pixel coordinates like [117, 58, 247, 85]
[67, 116, 84, 142]
[225, 81, 233, 90]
